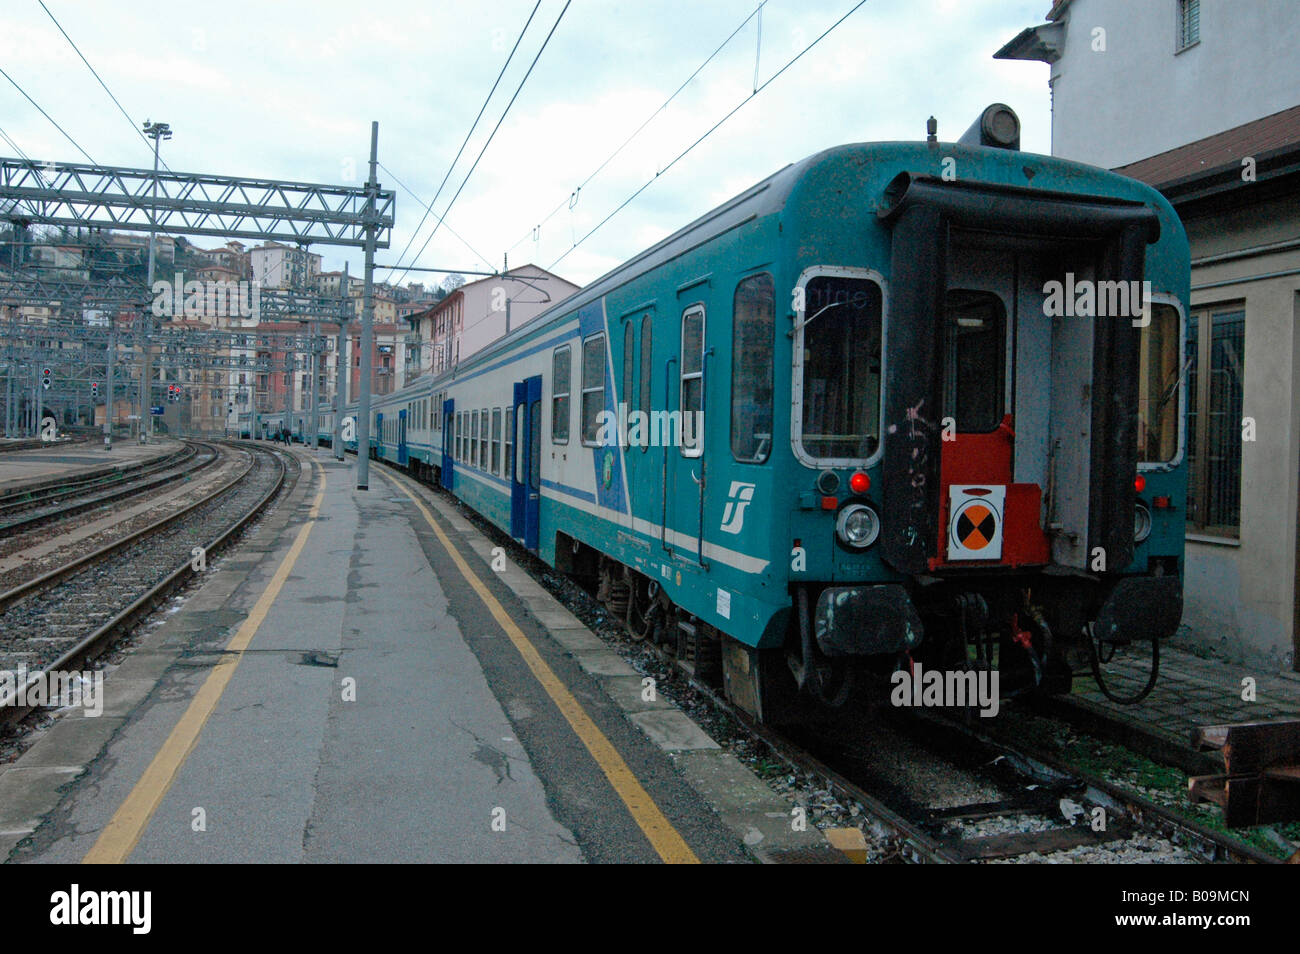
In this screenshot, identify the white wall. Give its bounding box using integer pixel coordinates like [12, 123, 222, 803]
[1046, 0, 1300, 168]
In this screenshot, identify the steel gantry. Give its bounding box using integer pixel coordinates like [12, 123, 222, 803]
[2, 123, 391, 487]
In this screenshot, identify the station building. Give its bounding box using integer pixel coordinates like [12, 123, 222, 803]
[998, 0, 1300, 670]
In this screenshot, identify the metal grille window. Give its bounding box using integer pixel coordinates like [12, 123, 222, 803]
[731, 273, 774, 463]
[1186, 307, 1244, 536]
[680, 306, 704, 457]
[581, 334, 605, 446]
[552, 346, 571, 443]
[491, 408, 501, 475]
[1178, 0, 1200, 51]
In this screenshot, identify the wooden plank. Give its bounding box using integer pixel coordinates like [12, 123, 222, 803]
[1222, 720, 1300, 774]
[1188, 774, 1229, 807]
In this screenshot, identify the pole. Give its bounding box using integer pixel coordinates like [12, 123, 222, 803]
[356, 121, 379, 491]
[104, 332, 114, 452]
[143, 122, 170, 444]
[333, 264, 349, 461]
[309, 320, 320, 449]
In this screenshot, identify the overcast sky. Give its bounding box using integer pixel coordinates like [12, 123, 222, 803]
[1, 0, 1053, 287]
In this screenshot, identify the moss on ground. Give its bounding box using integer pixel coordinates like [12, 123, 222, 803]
[998, 708, 1300, 861]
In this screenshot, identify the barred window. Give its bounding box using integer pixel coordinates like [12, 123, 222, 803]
[1177, 0, 1200, 51]
[1186, 307, 1244, 536]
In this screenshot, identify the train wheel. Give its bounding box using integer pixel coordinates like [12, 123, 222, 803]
[786, 588, 853, 709]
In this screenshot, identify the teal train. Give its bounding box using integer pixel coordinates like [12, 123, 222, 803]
[319, 105, 1189, 722]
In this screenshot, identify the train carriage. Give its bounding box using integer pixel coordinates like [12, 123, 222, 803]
[338, 105, 1189, 723]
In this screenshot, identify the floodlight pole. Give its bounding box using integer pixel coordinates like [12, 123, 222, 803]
[141, 120, 171, 443]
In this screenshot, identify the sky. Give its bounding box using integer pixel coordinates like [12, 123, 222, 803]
[0, 0, 1054, 288]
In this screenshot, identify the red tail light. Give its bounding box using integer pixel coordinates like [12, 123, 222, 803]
[849, 471, 870, 495]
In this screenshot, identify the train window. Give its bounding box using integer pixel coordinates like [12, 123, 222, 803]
[455, 412, 462, 460]
[680, 306, 704, 457]
[639, 315, 652, 450]
[731, 273, 774, 463]
[473, 409, 480, 466]
[799, 275, 882, 462]
[552, 346, 571, 443]
[622, 324, 635, 417]
[480, 408, 489, 468]
[581, 334, 605, 446]
[530, 400, 542, 490]
[943, 290, 1006, 433]
[491, 408, 502, 475]
[1138, 302, 1181, 464]
[504, 408, 514, 481]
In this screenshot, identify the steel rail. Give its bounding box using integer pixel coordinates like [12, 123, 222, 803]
[0, 443, 290, 725]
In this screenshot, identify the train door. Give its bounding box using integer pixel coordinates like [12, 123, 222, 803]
[511, 376, 542, 551]
[441, 398, 455, 490]
[668, 303, 709, 564]
[397, 408, 408, 466]
[374, 412, 382, 459]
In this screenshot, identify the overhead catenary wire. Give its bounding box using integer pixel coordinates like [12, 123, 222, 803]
[549, 0, 869, 271]
[387, 0, 544, 278]
[506, 1, 767, 257]
[37, 0, 167, 168]
[378, 161, 494, 272]
[391, 0, 572, 289]
[0, 66, 97, 164]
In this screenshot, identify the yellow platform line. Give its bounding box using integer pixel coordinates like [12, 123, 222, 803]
[84, 458, 325, 864]
[381, 469, 700, 865]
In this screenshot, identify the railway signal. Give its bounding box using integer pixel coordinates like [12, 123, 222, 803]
[42, 367, 51, 391]
[91, 382, 99, 398]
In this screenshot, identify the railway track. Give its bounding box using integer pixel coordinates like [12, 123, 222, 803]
[0, 441, 219, 538]
[341, 453, 1285, 864]
[0, 442, 293, 726]
[0, 442, 193, 516]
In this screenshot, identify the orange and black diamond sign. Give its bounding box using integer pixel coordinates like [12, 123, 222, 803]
[947, 485, 1006, 561]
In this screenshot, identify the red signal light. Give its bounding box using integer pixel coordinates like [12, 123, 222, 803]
[849, 471, 870, 495]
[1134, 475, 1146, 493]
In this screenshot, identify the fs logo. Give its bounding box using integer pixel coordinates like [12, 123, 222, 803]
[719, 481, 756, 535]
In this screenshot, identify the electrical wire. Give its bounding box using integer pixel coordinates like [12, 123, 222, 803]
[387, 0, 543, 276]
[391, 0, 572, 288]
[543, 0, 868, 272]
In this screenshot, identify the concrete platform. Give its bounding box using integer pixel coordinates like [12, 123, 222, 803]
[0, 438, 182, 493]
[0, 446, 839, 864]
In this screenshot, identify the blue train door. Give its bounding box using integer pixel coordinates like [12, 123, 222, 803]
[441, 399, 455, 490]
[397, 408, 408, 465]
[511, 376, 542, 551]
[374, 412, 382, 458]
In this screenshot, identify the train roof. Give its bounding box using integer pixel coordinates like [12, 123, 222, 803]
[425, 138, 1181, 386]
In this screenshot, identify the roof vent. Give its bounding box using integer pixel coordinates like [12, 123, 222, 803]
[959, 103, 1021, 150]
